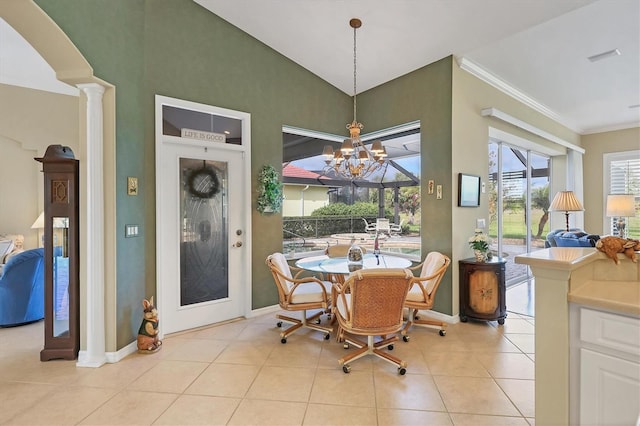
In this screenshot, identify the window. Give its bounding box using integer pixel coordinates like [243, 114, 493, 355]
[604, 150, 640, 238]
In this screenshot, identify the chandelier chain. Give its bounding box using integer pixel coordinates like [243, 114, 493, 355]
[353, 22, 357, 123]
[321, 18, 387, 181]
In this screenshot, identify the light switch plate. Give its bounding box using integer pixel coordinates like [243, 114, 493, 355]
[476, 218, 486, 229]
[125, 224, 139, 238]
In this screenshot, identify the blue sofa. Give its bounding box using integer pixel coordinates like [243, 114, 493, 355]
[545, 229, 600, 248]
[0, 248, 45, 327]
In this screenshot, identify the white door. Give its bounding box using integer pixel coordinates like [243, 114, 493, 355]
[156, 96, 251, 335]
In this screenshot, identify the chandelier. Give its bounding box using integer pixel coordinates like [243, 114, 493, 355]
[322, 18, 387, 180]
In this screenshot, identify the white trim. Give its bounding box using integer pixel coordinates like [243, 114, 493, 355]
[489, 127, 565, 157]
[482, 107, 585, 154]
[582, 122, 640, 135]
[78, 341, 137, 366]
[457, 57, 582, 133]
[359, 121, 421, 142]
[283, 121, 420, 144]
[154, 95, 252, 335]
[76, 83, 107, 368]
[411, 309, 460, 325]
[248, 304, 282, 318]
[602, 150, 640, 234]
[282, 126, 344, 143]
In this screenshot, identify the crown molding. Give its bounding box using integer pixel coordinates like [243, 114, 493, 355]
[581, 121, 640, 135]
[482, 107, 585, 154]
[456, 56, 583, 134]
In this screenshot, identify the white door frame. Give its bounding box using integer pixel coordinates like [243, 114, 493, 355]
[154, 95, 252, 337]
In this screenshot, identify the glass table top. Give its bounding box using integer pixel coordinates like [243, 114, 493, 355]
[295, 253, 412, 274]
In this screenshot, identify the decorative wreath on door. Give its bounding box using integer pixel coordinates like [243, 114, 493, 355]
[187, 163, 220, 199]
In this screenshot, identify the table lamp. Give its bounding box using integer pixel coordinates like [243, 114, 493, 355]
[549, 191, 584, 232]
[31, 211, 45, 230]
[606, 194, 635, 238]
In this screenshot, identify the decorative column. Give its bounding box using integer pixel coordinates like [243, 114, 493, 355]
[76, 83, 107, 368]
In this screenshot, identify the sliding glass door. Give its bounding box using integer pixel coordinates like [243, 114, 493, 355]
[489, 141, 551, 286]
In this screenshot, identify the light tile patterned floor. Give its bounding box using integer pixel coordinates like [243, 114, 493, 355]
[0, 307, 534, 425]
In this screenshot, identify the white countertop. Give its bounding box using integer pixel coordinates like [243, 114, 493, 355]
[568, 280, 640, 316]
[515, 248, 640, 316]
[514, 247, 598, 270]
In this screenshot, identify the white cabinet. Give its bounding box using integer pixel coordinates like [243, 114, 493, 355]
[573, 306, 640, 425]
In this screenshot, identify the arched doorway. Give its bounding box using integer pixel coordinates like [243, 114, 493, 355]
[0, 0, 115, 367]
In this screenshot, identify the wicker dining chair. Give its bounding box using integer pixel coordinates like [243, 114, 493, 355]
[400, 251, 451, 341]
[266, 252, 332, 343]
[333, 268, 413, 374]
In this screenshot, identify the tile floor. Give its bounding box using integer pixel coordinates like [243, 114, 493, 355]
[0, 303, 534, 426]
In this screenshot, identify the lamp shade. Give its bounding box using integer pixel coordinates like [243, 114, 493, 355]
[31, 211, 45, 229]
[549, 191, 584, 212]
[606, 194, 635, 217]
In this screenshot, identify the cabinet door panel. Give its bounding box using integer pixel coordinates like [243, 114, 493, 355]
[580, 348, 640, 425]
[468, 270, 498, 314]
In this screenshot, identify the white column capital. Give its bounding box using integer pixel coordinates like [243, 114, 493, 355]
[77, 82, 105, 97]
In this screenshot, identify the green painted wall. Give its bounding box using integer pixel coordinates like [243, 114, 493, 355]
[35, 0, 147, 348]
[36, 0, 351, 347]
[358, 56, 454, 314]
[34, 0, 590, 343]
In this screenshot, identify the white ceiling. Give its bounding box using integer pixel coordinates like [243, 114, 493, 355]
[1, 1, 638, 135]
[195, 0, 640, 135]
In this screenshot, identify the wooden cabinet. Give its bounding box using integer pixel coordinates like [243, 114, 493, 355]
[458, 258, 506, 324]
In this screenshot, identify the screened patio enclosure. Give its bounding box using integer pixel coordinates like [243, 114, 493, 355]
[282, 124, 422, 259]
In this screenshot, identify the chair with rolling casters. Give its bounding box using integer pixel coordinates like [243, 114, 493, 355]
[401, 251, 450, 341]
[266, 252, 332, 343]
[333, 268, 413, 374]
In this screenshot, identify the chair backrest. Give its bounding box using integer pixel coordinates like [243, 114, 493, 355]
[341, 268, 412, 334]
[326, 244, 366, 258]
[376, 218, 390, 232]
[266, 252, 293, 297]
[418, 251, 450, 295]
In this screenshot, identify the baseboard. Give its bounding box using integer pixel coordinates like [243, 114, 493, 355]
[247, 304, 280, 318]
[78, 304, 454, 366]
[76, 340, 137, 367]
[106, 341, 138, 363]
[411, 309, 460, 324]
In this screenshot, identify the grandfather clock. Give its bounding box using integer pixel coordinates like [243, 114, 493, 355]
[35, 145, 80, 361]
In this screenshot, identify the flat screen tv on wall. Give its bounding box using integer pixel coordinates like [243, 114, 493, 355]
[458, 173, 481, 207]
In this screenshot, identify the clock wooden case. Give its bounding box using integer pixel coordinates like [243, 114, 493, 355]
[35, 145, 80, 361]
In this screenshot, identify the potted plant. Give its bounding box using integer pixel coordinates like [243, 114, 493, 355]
[469, 228, 490, 262]
[257, 164, 283, 214]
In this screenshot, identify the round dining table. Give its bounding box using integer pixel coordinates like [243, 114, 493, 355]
[295, 253, 412, 274]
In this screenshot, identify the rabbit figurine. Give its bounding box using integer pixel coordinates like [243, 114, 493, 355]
[137, 297, 162, 353]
